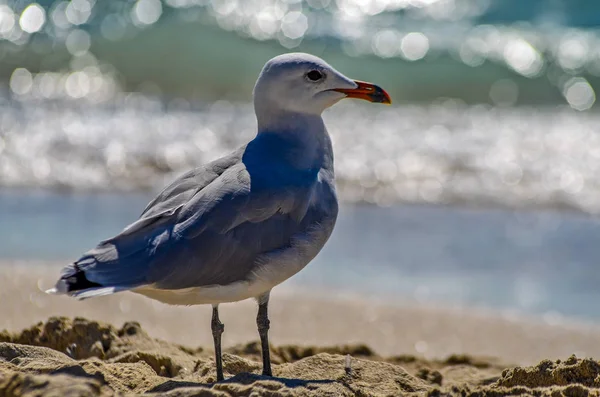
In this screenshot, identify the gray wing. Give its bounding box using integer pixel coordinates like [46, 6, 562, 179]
[55, 153, 330, 294]
[139, 147, 245, 218]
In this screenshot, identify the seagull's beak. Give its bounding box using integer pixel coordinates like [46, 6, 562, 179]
[332, 81, 392, 105]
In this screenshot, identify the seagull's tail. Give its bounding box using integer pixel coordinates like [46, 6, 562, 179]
[45, 262, 118, 300]
[46, 244, 147, 300]
[47, 214, 169, 300]
[46, 262, 99, 293]
[46, 262, 139, 300]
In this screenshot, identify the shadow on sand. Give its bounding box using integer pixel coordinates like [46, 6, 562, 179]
[148, 372, 337, 393]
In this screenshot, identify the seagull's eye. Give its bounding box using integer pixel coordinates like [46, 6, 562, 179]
[306, 70, 323, 81]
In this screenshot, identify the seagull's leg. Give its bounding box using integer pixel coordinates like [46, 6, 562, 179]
[211, 304, 225, 382]
[256, 291, 272, 377]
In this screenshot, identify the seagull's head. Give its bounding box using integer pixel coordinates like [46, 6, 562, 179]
[253, 53, 391, 117]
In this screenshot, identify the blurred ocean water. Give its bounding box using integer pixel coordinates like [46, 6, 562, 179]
[3, 190, 600, 321]
[0, 0, 599, 105]
[2, 99, 600, 213]
[2, 0, 600, 321]
[1, 0, 600, 212]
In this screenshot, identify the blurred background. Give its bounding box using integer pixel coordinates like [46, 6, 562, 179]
[2, 0, 600, 322]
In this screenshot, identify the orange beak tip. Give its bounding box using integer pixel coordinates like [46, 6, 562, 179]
[333, 80, 392, 105]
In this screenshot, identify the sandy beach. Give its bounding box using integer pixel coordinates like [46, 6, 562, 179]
[1, 262, 600, 395]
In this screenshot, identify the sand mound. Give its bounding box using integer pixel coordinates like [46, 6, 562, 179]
[1, 317, 599, 396]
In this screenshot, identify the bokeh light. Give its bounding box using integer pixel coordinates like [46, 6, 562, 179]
[563, 77, 596, 111]
[9, 68, 33, 95]
[400, 32, 429, 61]
[19, 3, 45, 33]
[132, 0, 163, 26]
[0, 5, 16, 37]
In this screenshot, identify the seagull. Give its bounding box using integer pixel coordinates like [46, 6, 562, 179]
[47, 53, 391, 381]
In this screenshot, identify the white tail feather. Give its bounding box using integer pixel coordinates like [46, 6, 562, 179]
[45, 279, 69, 295]
[70, 286, 130, 300]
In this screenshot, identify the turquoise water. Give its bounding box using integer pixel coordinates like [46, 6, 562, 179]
[2, 190, 600, 321]
[1, 0, 600, 106]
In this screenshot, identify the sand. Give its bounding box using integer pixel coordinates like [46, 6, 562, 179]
[2, 318, 600, 396]
[2, 262, 600, 396]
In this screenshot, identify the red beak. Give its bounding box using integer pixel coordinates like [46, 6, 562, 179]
[332, 80, 392, 105]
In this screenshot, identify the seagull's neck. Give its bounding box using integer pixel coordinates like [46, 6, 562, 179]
[255, 109, 333, 172]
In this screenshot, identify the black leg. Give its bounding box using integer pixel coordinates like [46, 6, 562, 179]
[211, 305, 225, 382]
[257, 293, 272, 377]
